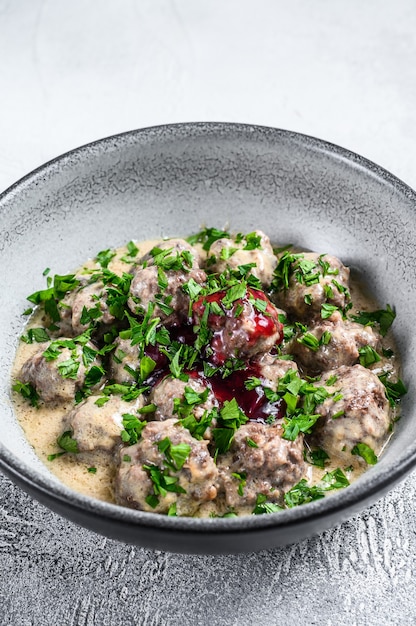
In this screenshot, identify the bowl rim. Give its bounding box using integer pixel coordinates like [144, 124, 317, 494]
[1, 121, 415, 536]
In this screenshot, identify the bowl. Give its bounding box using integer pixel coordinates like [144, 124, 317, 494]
[1, 122, 415, 555]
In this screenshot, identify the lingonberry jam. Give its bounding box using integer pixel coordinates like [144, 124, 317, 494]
[208, 365, 286, 423]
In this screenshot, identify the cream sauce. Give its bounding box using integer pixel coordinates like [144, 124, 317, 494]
[11, 239, 400, 514]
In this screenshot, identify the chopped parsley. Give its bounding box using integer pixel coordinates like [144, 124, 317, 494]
[297, 330, 331, 352]
[12, 381, 40, 408]
[306, 447, 330, 468]
[157, 437, 191, 471]
[20, 327, 50, 344]
[56, 431, 79, 454]
[284, 469, 350, 507]
[378, 372, 407, 406]
[26, 273, 80, 323]
[212, 398, 249, 454]
[120, 240, 140, 263]
[252, 494, 283, 515]
[57, 357, 80, 380]
[358, 345, 381, 367]
[351, 442, 378, 465]
[96, 248, 116, 268]
[143, 464, 186, 508]
[248, 368, 329, 441]
[187, 227, 230, 251]
[351, 305, 396, 337]
[321, 303, 339, 319]
[231, 471, 247, 496]
[142, 437, 192, 508]
[121, 414, 147, 445]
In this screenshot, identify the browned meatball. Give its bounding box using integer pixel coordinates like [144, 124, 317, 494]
[128, 265, 207, 324]
[149, 375, 217, 426]
[274, 252, 350, 321]
[217, 422, 306, 509]
[114, 419, 219, 515]
[71, 281, 115, 335]
[254, 352, 299, 390]
[56, 280, 115, 337]
[20, 338, 103, 403]
[291, 311, 381, 375]
[62, 394, 144, 452]
[208, 230, 277, 286]
[193, 287, 283, 364]
[312, 364, 390, 464]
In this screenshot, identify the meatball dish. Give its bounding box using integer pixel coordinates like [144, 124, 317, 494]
[11, 228, 406, 518]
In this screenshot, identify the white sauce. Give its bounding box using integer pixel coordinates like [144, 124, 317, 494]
[11, 238, 400, 514]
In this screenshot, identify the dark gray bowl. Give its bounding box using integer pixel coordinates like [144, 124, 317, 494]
[1, 122, 415, 554]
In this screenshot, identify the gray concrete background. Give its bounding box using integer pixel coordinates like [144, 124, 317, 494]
[1, 1, 416, 624]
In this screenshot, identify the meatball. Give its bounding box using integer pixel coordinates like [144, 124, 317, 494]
[274, 252, 350, 321]
[114, 419, 219, 515]
[62, 394, 145, 452]
[148, 375, 217, 438]
[20, 338, 103, 403]
[55, 279, 116, 337]
[70, 281, 115, 335]
[193, 287, 284, 364]
[291, 311, 381, 375]
[312, 364, 390, 464]
[217, 422, 306, 509]
[208, 230, 277, 286]
[128, 265, 207, 324]
[254, 352, 299, 390]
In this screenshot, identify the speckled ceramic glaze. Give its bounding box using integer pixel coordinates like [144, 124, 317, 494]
[0, 123, 415, 554]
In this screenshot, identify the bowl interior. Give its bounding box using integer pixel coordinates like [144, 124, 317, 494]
[1, 123, 415, 548]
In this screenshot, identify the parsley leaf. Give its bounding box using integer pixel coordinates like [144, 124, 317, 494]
[351, 442, 378, 465]
[282, 412, 321, 441]
[57, 431, 79, 454]
[358, 345, 381, 367]
[242, 232, 262, 250]
[57, 357, 80, 380]
[212, 399, 249, 454]
[378, 372, 407, 406]
[252, 493, 283, 515]
[12, 381, 40, 408]
[306, 448, 330, 468]
[321, 303, 339, 319]
[179, 410, 215, 440]
[283, 471, 350, 508]
[187, 227, 230, 251]
[96, 248, 116, 268]
[157, 437, 191, 471]
[297, 331, 332, 352]
[284, 479, 325, 507]
[121, 414, 147, 445]
[143, 464, 186, 507]
[351, 305, 396, 336]
[20, 327, 50, 344]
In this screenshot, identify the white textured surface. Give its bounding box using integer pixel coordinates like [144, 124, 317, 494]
[1, 0, 416, 623]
